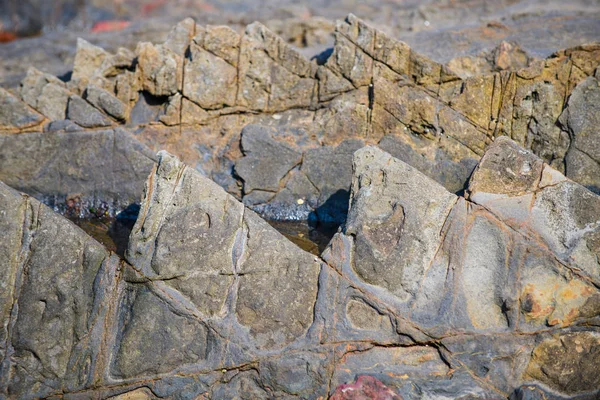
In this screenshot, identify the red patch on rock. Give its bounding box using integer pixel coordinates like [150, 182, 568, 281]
[91, 20, 130, 33]
[330, 376, 403, 400]
[0, 31, 17, 43]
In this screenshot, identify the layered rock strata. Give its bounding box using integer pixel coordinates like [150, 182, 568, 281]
[0, 15, 599, 222]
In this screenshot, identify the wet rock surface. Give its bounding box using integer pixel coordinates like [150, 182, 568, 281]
[0, 2, 599, 399]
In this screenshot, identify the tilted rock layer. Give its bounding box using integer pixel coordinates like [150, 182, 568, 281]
[0, 15, 599, 222]
[1, 137, 599, 399]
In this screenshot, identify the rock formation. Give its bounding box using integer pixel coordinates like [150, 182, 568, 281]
[0, 7, 599, 399]
[1, 137, 599, 398]
[0, 15, 599, 223]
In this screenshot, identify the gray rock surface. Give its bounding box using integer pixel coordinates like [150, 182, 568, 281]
[0, 87, 44, 132]
[1, 139, 600, 398]
[20, 67, 71, 121]
[0, 181, 121, 398]
[84, 85, 129, 121]
[66, 94, 114, 128]
[560, 75, 600, 194]
[235, 125, 303, 193]
[345, 146, 457, 301]
[0, 6, 599, 398]
[127, 150, 321, 351]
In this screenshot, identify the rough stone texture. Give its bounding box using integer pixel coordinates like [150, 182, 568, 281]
[1, 0, 599, 89]
[84, 85, 129, 121]
[66, 94, 114, 128]
[136, 18, 194, 98]
[1, 14, 598, 225]
[235, 125, 303, 193]
[0, 181, 121, 398]
[0, 6, 600, 398]
[345, 146, 457, 301]
[127, 151, 321, 350]
[0, 87, 44, 132]
[20, 67, 72, 121]
[319, 141, 600, 398]
[1, 140, 600, 398]
[525, 332, 600, 395]
[183, 38, 238, 109]
[559, 75, 600, 194]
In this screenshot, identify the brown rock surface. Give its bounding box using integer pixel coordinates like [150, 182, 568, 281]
[1, 14, 598, 225]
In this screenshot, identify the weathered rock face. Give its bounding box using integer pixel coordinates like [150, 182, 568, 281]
[126, 150, 322, 351]
[0, 181, 122, 398]
[3, 0, 599, 93]
[0, 7, 599, 399]
[320, 140, 600, 398]
[1, 138, 599, 399]
[0, 15, 598, 224]
[0, 87, 45, 132]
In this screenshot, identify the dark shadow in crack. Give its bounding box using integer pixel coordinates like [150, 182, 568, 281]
[312, 47, 333, 65]
[309, 189, 350, 226]
[72, 203, 140, 258]
[108, 203, 140, 257]
[305, 188, 350, 252]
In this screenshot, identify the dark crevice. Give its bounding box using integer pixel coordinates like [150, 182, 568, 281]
[312, 47, 333, 66]
[69, 203, 139, 257]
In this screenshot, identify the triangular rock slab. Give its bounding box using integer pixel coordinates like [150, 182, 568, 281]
[126, 151, 321, 356]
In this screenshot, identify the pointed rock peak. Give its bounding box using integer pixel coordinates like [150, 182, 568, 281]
[164, 17, 196, 54]
[155, 149, 186, 181]
[244, 20, 274, 41]
[242, 20, 314, 78]
[345, 145, 457, 300]
[344, 13, 359, 24]
[467, 136, 545, 198]
[72, 38, 110, 81]
[350, 146, 456, 207]
[20, 67, 72, 121]
[244, 21, 299, 55]
[127, 151, 321, 349]
[334, 13, 376, 52]
[193, 24, 241, 66]
[75, 37, 109, 55]
[21, 66, 65, 87]
[330, 14, 444, 85]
